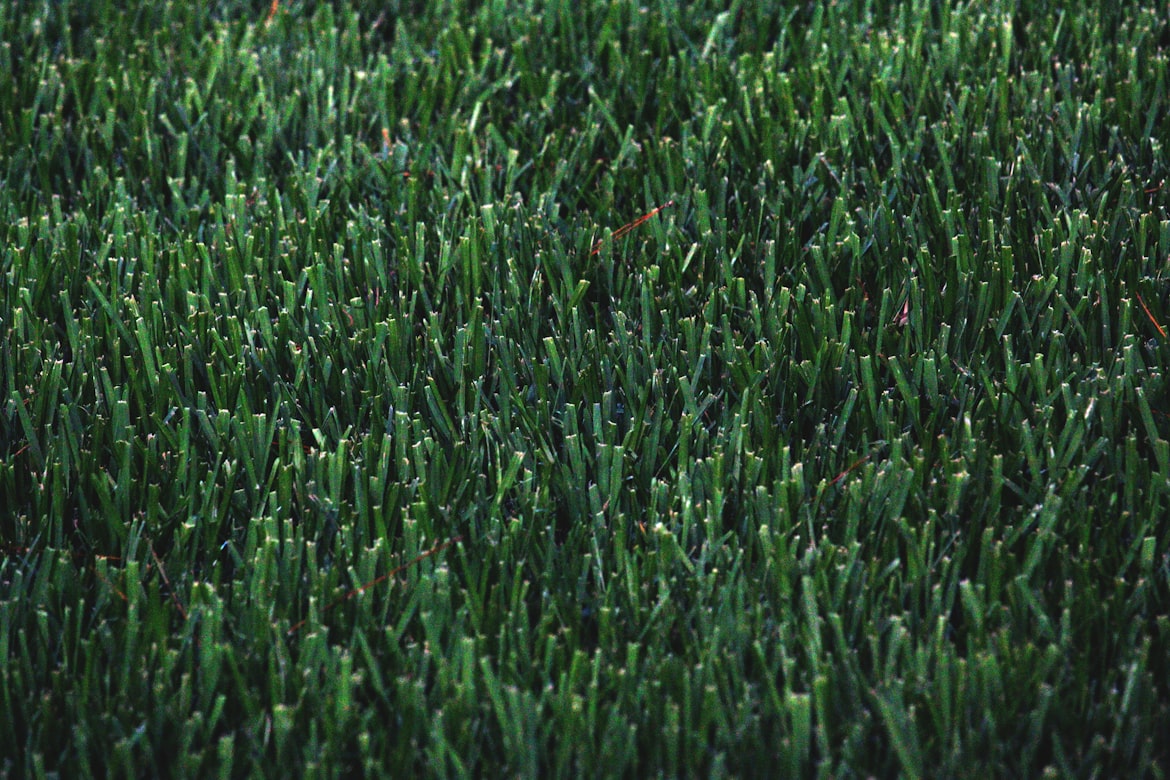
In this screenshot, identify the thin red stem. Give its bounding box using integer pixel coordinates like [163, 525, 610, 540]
[590, 200, 675, 256]
[287, 535, 463, 635]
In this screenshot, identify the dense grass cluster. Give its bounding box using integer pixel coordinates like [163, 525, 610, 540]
[2, 0, 1169, 775]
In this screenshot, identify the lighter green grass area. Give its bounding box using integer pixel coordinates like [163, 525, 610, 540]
[2, 0, 1169, 776]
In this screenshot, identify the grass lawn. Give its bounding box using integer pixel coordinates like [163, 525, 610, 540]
[2, 0, 1169, 775]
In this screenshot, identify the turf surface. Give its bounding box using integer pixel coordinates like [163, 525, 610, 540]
[2, 0, 1169, 776]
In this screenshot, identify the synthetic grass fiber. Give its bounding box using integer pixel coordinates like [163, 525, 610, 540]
[2, 0, 1169, 776]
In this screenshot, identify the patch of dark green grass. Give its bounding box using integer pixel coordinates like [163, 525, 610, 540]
[2, 0, 1169, 776]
